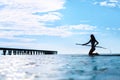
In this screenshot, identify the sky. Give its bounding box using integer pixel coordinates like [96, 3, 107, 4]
[0, 0, 120, 54]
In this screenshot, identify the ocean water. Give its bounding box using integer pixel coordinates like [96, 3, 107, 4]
[0, 54, 120, 80]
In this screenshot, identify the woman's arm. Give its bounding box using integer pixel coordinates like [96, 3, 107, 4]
[82, 40, 91, 45]
[95, 40, 99, 46]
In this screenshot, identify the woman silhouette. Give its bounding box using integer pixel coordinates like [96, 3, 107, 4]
[82, 34, 99, 56]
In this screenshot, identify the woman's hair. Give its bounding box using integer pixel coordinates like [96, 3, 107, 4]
[90, 34, 95, 40]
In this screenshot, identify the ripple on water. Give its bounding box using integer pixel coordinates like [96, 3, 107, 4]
[0, 55, 120, 80]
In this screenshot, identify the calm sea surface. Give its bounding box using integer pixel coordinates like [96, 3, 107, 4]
[0, 54, 120, 80]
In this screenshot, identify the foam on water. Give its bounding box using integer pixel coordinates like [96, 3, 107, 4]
[0, 54, 120, 80]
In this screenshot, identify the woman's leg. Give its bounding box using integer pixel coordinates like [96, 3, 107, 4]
[89, 48, 95, 55]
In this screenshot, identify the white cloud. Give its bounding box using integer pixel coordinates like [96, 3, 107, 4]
[70, 24, 96, 30]
[94, 0, 120, 8]
[0, 0, 65, 12]
[109, 0, 118, 3]
[0, 0, 66, 39]
[0, 6, 63, 25]
[100, 1, 116, 7]
[0, 0, 97, 43]
[0, 0, 65, 26]
[0, 24, 96, 39]
[59, 24, 96, 31]
[106, 27, 120, 31]
[38, 12, 62, 22]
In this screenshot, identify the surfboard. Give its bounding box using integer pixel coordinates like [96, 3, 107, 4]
[89, 53, 99, 56]
[92, 54, 120, 56]
[76, 43, 107, 49]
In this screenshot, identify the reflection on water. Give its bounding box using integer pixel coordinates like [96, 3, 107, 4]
[0, 55, 120, 80]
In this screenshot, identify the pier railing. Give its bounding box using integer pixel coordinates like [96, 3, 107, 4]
[0, 47, 57, 55]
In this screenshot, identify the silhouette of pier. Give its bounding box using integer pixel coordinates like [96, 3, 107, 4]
[0, 47, 57, 55]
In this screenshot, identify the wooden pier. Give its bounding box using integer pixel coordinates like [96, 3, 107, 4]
[0, 47, 57, 55]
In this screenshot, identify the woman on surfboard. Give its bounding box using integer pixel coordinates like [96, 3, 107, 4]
[82, 34, 99, 56]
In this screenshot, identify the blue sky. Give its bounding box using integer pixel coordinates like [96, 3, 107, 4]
[0, 0, 120, 54]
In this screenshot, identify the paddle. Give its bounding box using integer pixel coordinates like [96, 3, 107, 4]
[76, 43, 107, 49]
